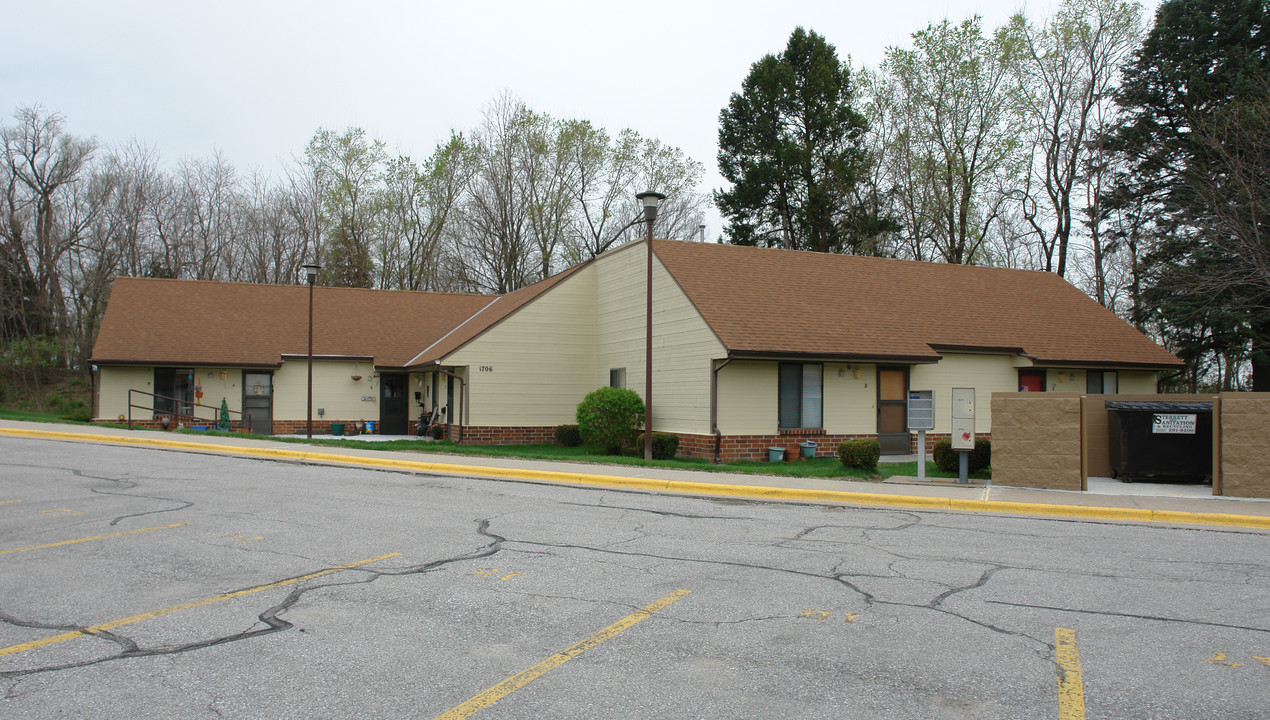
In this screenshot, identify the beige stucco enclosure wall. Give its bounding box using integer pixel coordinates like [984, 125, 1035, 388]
[990, 393, 1085, 491]
[1214, 393, 1270, 498]
[991, 391, 1270, 498]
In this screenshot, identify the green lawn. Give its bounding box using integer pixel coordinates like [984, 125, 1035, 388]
[0, 408, 989, 481]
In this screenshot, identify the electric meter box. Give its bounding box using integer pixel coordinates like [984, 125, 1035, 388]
[907, 390, 934, 431]
[951, 387, 976, 450]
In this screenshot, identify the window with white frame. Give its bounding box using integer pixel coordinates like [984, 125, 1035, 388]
[609, 368, 626, 388]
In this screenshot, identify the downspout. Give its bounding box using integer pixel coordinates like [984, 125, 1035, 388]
[711, 356, 735, 463]
[436, 366, 467, 444]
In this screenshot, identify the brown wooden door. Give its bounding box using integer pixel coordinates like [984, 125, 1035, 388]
[877, 367, 909, 455]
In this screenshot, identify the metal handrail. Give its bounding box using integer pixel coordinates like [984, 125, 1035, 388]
[127, 388, 245, 432]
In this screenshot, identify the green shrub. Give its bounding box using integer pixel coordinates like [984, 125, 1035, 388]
[933, 438, 991, 472]
[576, 386, 644, 454]
[837, 438, 880, 470]
[554, 424, 582, 447]
[634, 432, 680, 460]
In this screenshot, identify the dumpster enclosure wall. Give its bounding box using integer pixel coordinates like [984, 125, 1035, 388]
[1217, 393, 1270, 498]
[991, 393, 1084, 491]
[991, 391, 1270, 498]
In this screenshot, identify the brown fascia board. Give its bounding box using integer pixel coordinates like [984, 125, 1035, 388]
[279, 354, 375, 361]
[90, 358, 283, 369]
[928, 344, 1031, 356]
[1030, 357, 1186, 370]
[727, 349, 942, 364]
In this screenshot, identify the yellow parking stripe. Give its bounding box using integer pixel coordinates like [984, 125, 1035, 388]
[0, 522, 190, 556]
[432, 589, 692, 720]
[0, 500, 20, 505]
[1056, 627, 1086, 720]
[0, 552, 400, 658]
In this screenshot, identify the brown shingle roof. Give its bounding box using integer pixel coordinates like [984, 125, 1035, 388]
[653, 239, 1182, 368]
[90, 278, 494, 368]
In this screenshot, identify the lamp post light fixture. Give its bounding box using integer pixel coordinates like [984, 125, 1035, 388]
[302, 262, 322, 439]
[636, 190, 665, 461]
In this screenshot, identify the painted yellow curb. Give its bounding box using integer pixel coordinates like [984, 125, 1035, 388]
[4, 427, 1269, 531]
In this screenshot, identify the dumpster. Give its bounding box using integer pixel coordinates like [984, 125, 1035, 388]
[1106, 401, 1212, 482]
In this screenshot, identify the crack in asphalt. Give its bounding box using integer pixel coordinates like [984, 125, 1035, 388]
[72, 469, 196, 526]
[986, 600, 1270, 634]
[558, 500, 752, 521]
[0, 519, 506, 678]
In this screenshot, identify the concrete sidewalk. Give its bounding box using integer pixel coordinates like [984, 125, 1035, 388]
[2, 420, 1267, 530]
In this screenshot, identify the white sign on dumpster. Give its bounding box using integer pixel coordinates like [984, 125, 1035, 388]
[1152, 414, 1196, 434]
[951, 387, 975, 450]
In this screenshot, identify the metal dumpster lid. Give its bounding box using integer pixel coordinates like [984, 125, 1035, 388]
[1104, 401, 1213, 412]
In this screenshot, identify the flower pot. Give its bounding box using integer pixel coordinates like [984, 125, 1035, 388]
[785, 444, 800, 462]
[330, 422, 345, 437]
[768, 447, 785, 462]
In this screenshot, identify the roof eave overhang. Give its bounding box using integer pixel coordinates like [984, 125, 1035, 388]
[1030, 358, 1185, 370]
[90, 358, 283, 369]
[726, 349, 942, 364]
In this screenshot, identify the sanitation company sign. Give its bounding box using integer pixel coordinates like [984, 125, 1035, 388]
[1152, 414, 1197, 435]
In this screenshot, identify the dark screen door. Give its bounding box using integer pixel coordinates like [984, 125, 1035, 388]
[877, 367, 910, 455]
[379, 373, 409, 435]
[242, 372, 272, 434]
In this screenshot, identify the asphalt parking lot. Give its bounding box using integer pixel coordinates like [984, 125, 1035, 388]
[2, 436, 1269, 719]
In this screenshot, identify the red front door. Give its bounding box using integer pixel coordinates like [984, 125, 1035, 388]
[1019, 370, 1045, 392]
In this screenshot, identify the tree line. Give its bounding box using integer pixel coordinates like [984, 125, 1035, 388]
[2, 0, 1265, 401]
[0, 93, 707, 396]
[716, 0, 1269, 391]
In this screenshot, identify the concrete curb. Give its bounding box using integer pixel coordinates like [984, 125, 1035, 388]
[4, 427, 1268, 531]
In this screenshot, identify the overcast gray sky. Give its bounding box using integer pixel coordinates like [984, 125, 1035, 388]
[3, 0, 1159, 238]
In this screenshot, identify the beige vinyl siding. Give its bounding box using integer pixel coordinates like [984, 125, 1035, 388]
[823, 363, 878, 433]
[97, 366, 159, 420]
[273, 360, 379, 422]
[715, 361, 777, 435]
[1048, 368, 1084, 393]
[911, 353, 1023, 432]
[190, 368, 244, 419]
[595, 244, 726, 434]
[443, 264, 599, 426]
[96, 366, 245, 422]
[1116, 371, 1158, 393]
[717, 361, 877, 435]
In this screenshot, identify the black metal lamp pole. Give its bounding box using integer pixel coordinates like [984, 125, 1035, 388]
[636, 191, 665, 461]
[302, 263, 321, 439]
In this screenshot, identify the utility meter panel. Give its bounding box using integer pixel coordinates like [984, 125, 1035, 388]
[951, 387, 975, 450]
[907, 390, 934, 431]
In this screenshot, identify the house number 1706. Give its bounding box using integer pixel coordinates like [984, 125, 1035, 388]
[479, 366, 494, 373]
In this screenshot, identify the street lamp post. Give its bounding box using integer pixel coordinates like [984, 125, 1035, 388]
[302, 263, 322, 439]
[636, 191, 665, 461]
